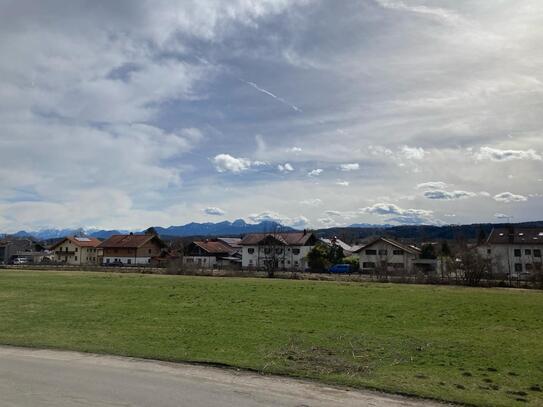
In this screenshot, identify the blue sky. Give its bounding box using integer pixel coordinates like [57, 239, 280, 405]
[1, 0, 542, 232]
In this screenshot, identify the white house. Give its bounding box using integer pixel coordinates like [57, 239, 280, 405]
[51, 236, 102, 265]
[477, 228, 543, 276]
[354, 237, 433, 274]
[240, 231, 317, 271]
[183, 237, 242, 268]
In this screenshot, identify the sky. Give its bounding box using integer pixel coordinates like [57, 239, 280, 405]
[1, 0, 542, 233]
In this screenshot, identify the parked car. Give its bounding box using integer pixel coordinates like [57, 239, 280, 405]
[12, 257, 30, 265]
[329, 264, 352, 274]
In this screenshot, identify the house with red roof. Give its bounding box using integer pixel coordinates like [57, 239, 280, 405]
[51, 236, 102, 265]
[99, 232, 166, 266]
[183, 237, 242, 268]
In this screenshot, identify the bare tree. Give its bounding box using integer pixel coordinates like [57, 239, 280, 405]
[457, 250, 488, 286]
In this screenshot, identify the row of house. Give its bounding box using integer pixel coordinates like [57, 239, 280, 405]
[183, 230, 432, 273]
[50, 232, 166, 266]
[183, 227, 543, 276]
[5, 226, 542, 277]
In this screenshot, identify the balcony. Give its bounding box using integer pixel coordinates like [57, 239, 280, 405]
[56, 251, 75, 256]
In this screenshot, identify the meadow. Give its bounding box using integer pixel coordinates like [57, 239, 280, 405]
[0, 270, 542, 406]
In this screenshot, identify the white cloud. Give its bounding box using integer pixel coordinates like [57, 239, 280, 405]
[416, 181, 448, 190]
[475, 147, 542, 162]
[494, 213, 512, 219]
[288, 147, 303, 153]
[300, 198, 322, 207]
[360, 203, 434, 224]
[277, 163, 294, 173]
[308, 169, 323, 176]
[493, 192, 528, 203]
[423, 190, 476, 200]
[336, 181, 350, 186]
[339, 163, 359, 171]
[213, 154, 252, 173]
[204, 207, 226, 216]
[400, 146, 426, 160]
[247, 211, 309, 228]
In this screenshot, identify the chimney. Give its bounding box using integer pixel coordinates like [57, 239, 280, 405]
[507, 226, 514, 243]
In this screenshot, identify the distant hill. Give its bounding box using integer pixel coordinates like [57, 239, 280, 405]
[315, 221, 543, 243]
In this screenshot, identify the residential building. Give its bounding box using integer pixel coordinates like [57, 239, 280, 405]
[0, 237, 46, 264]
[99, 233, 166, 265]
[51, 236, 102, 265]
[354, 237, 434, 274]
[240, 231, 317, 270]
[477, 227, 543, 276]
[184, 237, 242, 268]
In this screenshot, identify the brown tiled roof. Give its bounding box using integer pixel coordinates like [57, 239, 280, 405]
[98, 234, 166, 249]
[193, 240, 232, 254]
[487, 228, 543, 245]
[240, 231, 315, 246]
[353, 237, 421, 255]
[51, 236, 101, 249]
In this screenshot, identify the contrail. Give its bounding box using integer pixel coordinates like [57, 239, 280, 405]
[242, 80, 302, 112]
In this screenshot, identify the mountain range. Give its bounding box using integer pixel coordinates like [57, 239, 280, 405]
[4, 220, 543, 243]
[5, 220, 294, 240]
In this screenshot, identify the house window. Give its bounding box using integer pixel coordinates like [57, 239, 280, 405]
[149, 249, 152, 254]
[514, 249, 521, 257]
[127, 259, 131, 265]
[106, 259, 110, 264]
[75, 248, 78, 252]
[65, 247, 69, 252]
[366, 250, 377, 255]
[487, 249, 491, 255]
[292, 248, 300, 255]
[362, 262, 376, 269]
[525, 249, 532, 256]
[249, 259, 253, 264]
[248, 248, 255, 254]
[535, 249, 542, 258]
[393, 249, 404, 255]
[514, 263, 522, 272]
[378, 249, 388, 255]
[74, 256, 77, 261]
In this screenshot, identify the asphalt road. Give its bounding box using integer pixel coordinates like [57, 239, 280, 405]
[0, 346, 447, 407]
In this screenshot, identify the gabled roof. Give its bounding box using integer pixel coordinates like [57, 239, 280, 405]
[217, 237, 242, 248]
[486, 228, 543, 245]
[192, 240, 232, 255]
[240, 231, 315, 246]
[51, 236, 102, 249]
[354, 237, 421, 255]
[98, 234, 166, 249]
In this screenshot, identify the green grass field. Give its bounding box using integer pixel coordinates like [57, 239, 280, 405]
[0, 271, 542, 406]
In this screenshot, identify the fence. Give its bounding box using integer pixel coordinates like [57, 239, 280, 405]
[1, 264, 541, 289]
